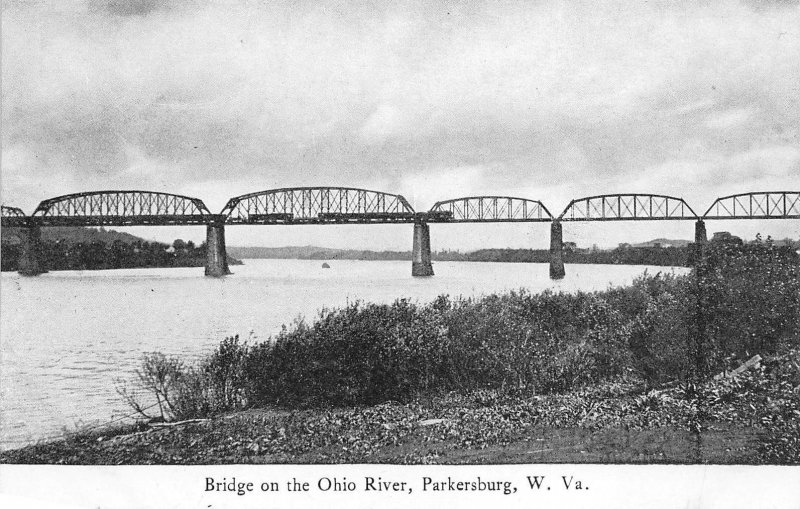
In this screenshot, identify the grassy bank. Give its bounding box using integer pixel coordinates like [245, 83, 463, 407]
[2, 239, 798, 464]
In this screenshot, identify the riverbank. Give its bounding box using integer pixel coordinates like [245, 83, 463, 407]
[1, 360, 795, 464]
[2, 240, 797, 464]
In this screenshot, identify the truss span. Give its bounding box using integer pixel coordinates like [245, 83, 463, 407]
[31, 191, 213, 226]
[703, 192, 800, 220]
[428, 196, 553, 222]
[1, 205, 28, 227]
[558, 194, 697, 221]
[221, 187, 416, 224]
[2, 205, 25, 217]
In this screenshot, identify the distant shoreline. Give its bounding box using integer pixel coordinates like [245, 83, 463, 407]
[229, 245, 692, 267]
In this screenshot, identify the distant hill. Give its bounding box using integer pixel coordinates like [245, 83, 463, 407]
[230, 235, 799, 262]
[630, 238, 692, 248]
[228, 246, 342, 259]
[2, 226, 144, 246]
[226, 244, 690, 266]
[229, 240, 699, 260]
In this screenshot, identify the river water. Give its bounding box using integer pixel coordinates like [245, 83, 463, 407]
[0, 259, 688, 450]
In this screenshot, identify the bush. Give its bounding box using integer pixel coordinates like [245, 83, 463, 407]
[608, 273, 692, 385]
[116, 352, 186, 421]
[240, 290, 639, 407]
[245, 300, 449, 407]
[691, 238, 800, 378]
[119, 337, 250, 421]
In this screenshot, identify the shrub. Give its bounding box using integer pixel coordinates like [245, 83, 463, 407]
[245, 300, 449, 407]
[119, 337, 250, 421]
[240, 290, 640, 406]
[691, 238, 800, 378]
[609, 273, 692, 385]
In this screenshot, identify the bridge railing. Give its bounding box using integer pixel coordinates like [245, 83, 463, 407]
[220, 187, 417, 224]
[558, 194, 698, 221]
[428, 196, 553, 222]
[703, 191, 800, 220]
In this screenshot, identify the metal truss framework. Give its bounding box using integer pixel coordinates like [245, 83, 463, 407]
[703, 192, 800, 220]
[1, 205, 28, 227]
[5, 190, 799, 229]
[220, 187, 417, 224]
[428, 196, 553, 222]
[30, 191, 213, 226]
[2, 205, 25, 217]
[559, 194, 697, 221]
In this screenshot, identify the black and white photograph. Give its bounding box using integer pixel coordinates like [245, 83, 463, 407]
[1, 1, 799, 507]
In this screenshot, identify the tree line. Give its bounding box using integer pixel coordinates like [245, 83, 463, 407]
[1, 237, 219, 271]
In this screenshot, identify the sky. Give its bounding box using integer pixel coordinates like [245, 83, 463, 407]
[2, 0, 799, 250]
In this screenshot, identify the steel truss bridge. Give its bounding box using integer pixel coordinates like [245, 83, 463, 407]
[1, 205, 27, 228]
[558, 194, 697, 221]
[220, 187, 420, 224]
[3, 189, 798, 278]
[703, 192, 800, 220]
[4, 189, 799, 227]
[428, 196, 553, 222]
[29, 191, 215, 226]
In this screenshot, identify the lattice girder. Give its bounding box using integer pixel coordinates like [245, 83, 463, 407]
[31, 191, 213, 226]
[221, 187, 416, 224]
[1, 205, 25, 217]
[428, 196, 553, 222]
[703, 192, 800, 219]
[558, 194, 697, 221]
[1, 205, 29, 227]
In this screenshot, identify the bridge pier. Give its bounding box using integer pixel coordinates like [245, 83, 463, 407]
[412, 221, 434, 277]
[18, 224, 47, 276]
[690, 219, 708, 266]
[694, 219, 707, 244]
[549, 220, 565, 280]
[205, 220, 231, 277]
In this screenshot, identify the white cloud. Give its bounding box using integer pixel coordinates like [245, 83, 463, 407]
[398, 165, 490, 211]
[705, 107, 757, 129]
[2, 0, 800, 247]
[728, 145, 800, 180]
[359, 104, 407, 145]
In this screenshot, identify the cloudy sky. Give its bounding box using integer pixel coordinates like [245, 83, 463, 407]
[2, 0, 798, 249]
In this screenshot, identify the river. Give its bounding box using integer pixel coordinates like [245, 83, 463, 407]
[0, 259, 688, 450]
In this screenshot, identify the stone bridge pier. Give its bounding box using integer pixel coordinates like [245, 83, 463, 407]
[694, 219, 707, 244]
[205, 218, 231, 277]
[549, 220, 565, 280]
[17, 224, 47, 276]
[691, 219, 708, 265]
[412, 220, 434, 277]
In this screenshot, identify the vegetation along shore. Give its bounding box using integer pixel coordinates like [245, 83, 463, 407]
[1, 226, 241, 272]
[2, 238, 798, 464]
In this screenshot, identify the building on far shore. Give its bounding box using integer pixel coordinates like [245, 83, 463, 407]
[711, 232, 743, 245]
